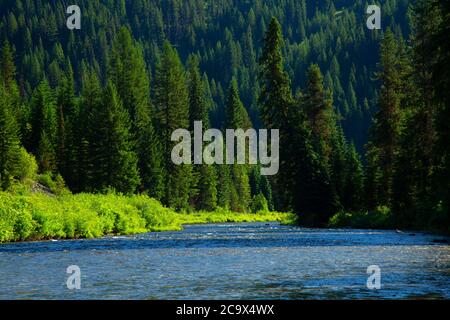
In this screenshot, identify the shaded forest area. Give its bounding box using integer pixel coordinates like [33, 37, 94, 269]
[0, 0, 449, 233]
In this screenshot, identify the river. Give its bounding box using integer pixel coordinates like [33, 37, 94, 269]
[0, 222, 449, 299]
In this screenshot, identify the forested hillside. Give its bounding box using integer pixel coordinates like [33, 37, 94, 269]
[0, 0, 410, 150]
[0, 0, 449, 234]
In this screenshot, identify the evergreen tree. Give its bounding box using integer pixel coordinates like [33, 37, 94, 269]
[187, 56, 217, 211]
[0, 40, 19, 98]
[289, 115, 337, 226]
[366, 29, 403, 207]
[108, 27, 164, 198]
[154, 41, 192, 210]
[225, 78, 252, 212]
[343, 143, 364, 211]
[259, 174, 274, 211]
[0, 40, 23, 137]
[55, 61, 77, 184]
[0, 83, 20, 189]
[329, 125, 347, 207]
[258, 18, 338, 223]
[30, 79, 57, 173]
[75, 69, 103, 192]
[303, 64, 336, 166]
[89, 81, 140, 194]
[258, 17, 295, 211]
[217, 163, 234, 210]
[258, 18, 293, 131]
[431, 0, 450, 228]
[392, 21, 436, 224]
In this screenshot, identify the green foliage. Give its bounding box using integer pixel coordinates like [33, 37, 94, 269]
[195, 164, 218, 212]
[430, 0, 450, 229]
[328, 206, 394, 229]
[108, 27, 163, 197]
[303, 64, 336, 164]
[175, 208, 294, 226]
[13, 147, 38, 183]
[250, 193, 269, 213]
[55, 61, 77, 185]
[187, 55, 218, 211]
[0, 190, 294, 243]
[216, 163, 233, 210]
[0, 82, 20, 189]
[30, 79, 57, 172]
[224, 78, 252, 212]
[365, 3, 449, 232]
[366, 29, 404, 207]
[0, 0, 449, 234]
[258, 18, 293, 131]
[343, 143, 364, 211]
[37, 172, 69, 196]
[258, 17, 296, 212]
[154, 41, 192, 210]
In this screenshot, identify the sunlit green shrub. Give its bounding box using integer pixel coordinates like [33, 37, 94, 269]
[0, 190, 295, 243]
[250, 193, 269, 213]
[0, 194, 35, 241]
[13, 147, 38, 183]
[37, 172, 70, 196]
[328, 206, 393, 229]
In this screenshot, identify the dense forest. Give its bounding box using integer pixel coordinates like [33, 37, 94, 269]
[0, 0, 449, 234]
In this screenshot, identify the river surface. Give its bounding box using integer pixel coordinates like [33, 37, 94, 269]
[0, 222, 449, 299]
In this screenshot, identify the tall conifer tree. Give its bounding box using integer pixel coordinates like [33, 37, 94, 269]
[0, 83, 20, 189]
[30, 79, 57, 173]
[188, 56, 217, 211]
[366, 29, 403, 207]
[89, 81, 140, 194]
[154, 41, 192, 210]
[225, 78, 252, 212]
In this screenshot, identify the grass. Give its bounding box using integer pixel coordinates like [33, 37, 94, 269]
[175, 209, 295, 225]
[0, 190, 295, 243]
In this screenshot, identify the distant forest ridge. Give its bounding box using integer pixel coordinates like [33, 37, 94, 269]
[0, 0, 411, 152]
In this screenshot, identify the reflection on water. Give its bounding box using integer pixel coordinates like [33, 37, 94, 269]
[0, 223, 449, 299]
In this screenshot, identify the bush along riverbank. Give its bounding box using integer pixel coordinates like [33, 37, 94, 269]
[327, 206, 450, 235]
[0, 190, 295, 243]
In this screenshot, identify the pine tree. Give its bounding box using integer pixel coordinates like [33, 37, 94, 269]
[366, 29, 403, 207]
[302, 63, 344, 213]
[30, 79, 57, 173]
[187, 56, 217, 211]
[108, 27, 163, 198]
[0, 40, 19, 97]
[258, 17, 339, 222]
[343, 143, 364, 211]
[89, 81, 140, 194]
[154, 41, 192, 210]
[225, 78, 252, 212]
[0, 40, 22, 135]
[303, 64, 336, 166]
[431, 0, 450, 228]
[56, 61, 77, 184]
[217, 163, 233, 209]
[258, 18, 293, 131]
[259, 174, 274, 211]
[0, 83, 20, 189]
[258, 17, 295, 211]
[329, 125, 347, 207]
[75, 69, 103, 192]
[289, 116, 337, 226]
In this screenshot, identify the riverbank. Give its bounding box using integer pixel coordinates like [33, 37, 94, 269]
[0, 191, 295, 243]
[327, 206, 450, 235]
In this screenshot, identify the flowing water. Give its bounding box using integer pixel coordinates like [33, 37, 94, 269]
[0, 222, 449, 299]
